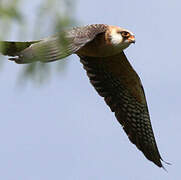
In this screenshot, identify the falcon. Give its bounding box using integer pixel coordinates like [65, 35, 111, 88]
[0, 24, 166, 168]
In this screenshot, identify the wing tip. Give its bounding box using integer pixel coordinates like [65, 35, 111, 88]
[160, 158, 171, 171]
[9, 56, 26, 64]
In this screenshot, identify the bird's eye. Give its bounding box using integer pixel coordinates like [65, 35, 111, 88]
[121, 31, 130, 38]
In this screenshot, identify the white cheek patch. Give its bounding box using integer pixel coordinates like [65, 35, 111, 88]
[110, 33, 123, 45]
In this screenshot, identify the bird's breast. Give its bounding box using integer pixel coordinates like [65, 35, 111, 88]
[76, 34, 124, 57]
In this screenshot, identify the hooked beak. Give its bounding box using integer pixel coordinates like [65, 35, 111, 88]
[128, 35, 136, 44]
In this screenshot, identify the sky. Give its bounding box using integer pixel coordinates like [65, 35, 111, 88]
[0, 0, 180, 179]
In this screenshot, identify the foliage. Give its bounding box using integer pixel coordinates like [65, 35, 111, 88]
[0, 0, 76, 84]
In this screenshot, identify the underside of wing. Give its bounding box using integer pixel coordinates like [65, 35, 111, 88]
[79, 52, 163, 167]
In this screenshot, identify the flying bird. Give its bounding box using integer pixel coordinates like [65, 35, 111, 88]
[0, 24, 166, 168]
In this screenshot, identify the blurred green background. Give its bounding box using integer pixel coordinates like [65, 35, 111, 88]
[0, 0, 76, 84]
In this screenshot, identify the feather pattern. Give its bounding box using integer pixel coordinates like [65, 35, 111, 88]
[0, 24, 167, 168]
[79, 52, 163, 167]
[0, 24, 108, 64]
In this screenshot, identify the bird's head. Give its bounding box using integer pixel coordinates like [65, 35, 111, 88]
[108, 26, 135, 50]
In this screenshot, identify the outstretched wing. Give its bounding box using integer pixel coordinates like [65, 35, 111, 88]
[0, 24, 108, 64]
[79, 52, 163, 167]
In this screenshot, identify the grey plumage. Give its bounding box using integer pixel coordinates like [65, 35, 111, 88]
[0, 24, 108, 63]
